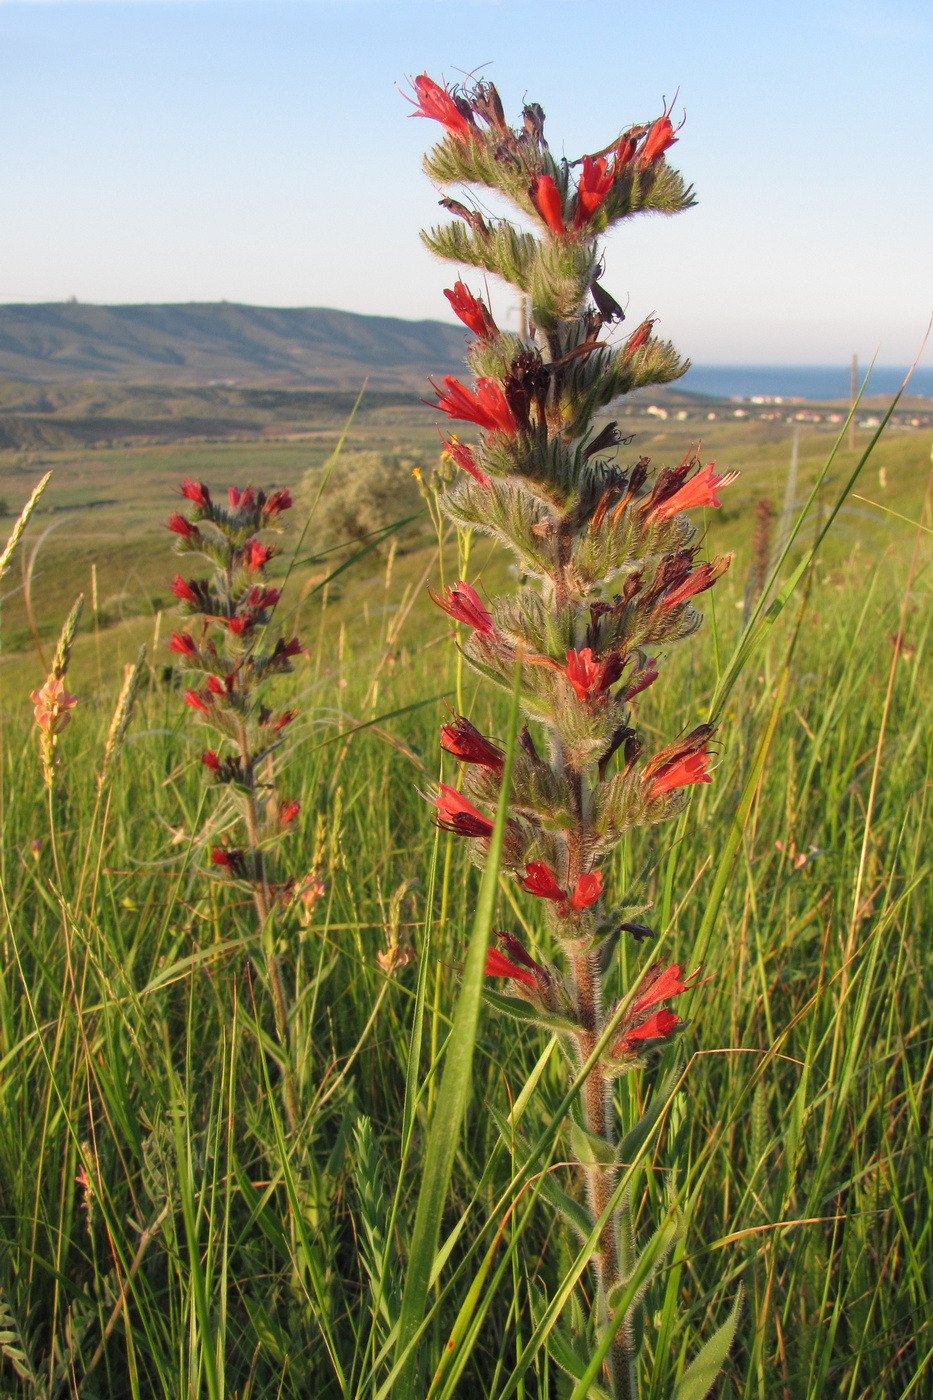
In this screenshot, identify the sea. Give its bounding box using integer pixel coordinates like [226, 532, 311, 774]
[675, 364, 933, 402]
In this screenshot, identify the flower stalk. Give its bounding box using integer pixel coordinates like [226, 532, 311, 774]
[411, 74, 738, 1395]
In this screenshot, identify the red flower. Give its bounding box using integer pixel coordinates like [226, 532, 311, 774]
[278, 799, 300, 825]
[244, 539, 275, 571]
[202, 750, 221, 772]
[274, 636, 302, 659]
[408, 72, 474, 140]
[274, 708, 298, 731]
[180, 479, 211, 508]
[428, 580, 495, 636]
[432, 783, 494, 838]
[563, 647, 624, 701]
[168, 512, 197, 538]
[444, 437, 490, 488]
[644, 728, 714, 799]
[613, 129, 639, 171]
[169, 631, 198, 658]
[572, 156, 614, 229]
[530, 174, 566, 235]
[623, 658, 659, 702]
[263, 488, 293, 519]
[618, 1008, 679, 1052]
[497, 930, 545, 975]
[228, 614, 253, 636]
[248, 585, 281, 609]
[171, 575, 197, 604]
[662, 556, 732, 610]
[633, 961, 703, 1014]
[520, 860, 566, 903]
[440, 716, 504, 771]
[206, 674, 225, 695]
[569, 870, 603, 909]
[637, 102, 681, 166]
[431, 375, 518, 435]
[184, 688, 212, 714]
[650, 463, 740, 520]
[444, 281, 499, 339]
[622, 318, 656, 360]
[484, 945, 537, 991]
[211, 847, 245, 874]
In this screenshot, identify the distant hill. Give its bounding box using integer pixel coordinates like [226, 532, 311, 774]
[0, 302, 471, 390]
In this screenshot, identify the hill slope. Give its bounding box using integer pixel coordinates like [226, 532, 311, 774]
[0, 302, 471, 390]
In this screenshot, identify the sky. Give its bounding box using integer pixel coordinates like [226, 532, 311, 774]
[0, 0, 931, 364]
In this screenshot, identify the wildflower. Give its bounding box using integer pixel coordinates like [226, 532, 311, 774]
[632, 961, 704, 1013]
[520, 860, 566, 902]
[494, 931, 554, 994]
[662, 556, 732, 610]
[244, 539, 276, 571]
[431, 782, 494, 837]
[211, 847, 246, 875]
[428, 580, 495, 636]
[569, 870, 603, 909]
[440, 715, 504, 771]
[444, 436, 490, 488]
[273, 708, 298, 731]
[169, 631, 198, 658]
[444, 281, 499, 338]
[622, 318, 655, 360]
[248, 585, 281, 610]
[202, 750, 221, 772]
[228, 614, 253, 636]
[530, 174, 566, 235]
[272, 636, 302, 660]
[180, 479, 211, 508]
[263, 488, 293, 520]
[618, 1008, 680, 1053]
[431, 375, 518, 435]
[30, 676, 77, 735]
[637, 102, 680, 166]
[644, 726, 714, 798]
[278, 799, 300, 825]
[408, 72, 475, 140]
[228, 486, 257, 510]
[183, 688, 213, 715]
[171, 575, 198, 604]
[650, 463, 740, 520]
[613, 128, 640, 170]
[168, 512, 198, 538]
[573, 155, 614, 229]
[484, 945, 537, 991]
[564, 647, 624, 701]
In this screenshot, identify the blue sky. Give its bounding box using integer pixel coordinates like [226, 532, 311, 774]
[0, 0, 930, 363]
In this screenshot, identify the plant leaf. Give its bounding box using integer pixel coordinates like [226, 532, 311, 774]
[671, 1285, 744, 1400]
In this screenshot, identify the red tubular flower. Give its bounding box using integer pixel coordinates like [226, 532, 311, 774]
[263, 488, 293, 519]
[431, 375, 518, 434]
[168, 512, 197, 538]
[622, 318, 656, 360]
[274, 636, 302, 659]
[651, 464, 740, 520]
[497, 930, 544, 974]
[530, 174, 566, 235]
[563, 647, 624, 701]
[169, 631, 198, 658]
[244, 539, 275, 571]
[428, 580, 495, 636]
[613, 129, 639, 171]
[572, 155, 614, 229]
[633, 961, 704, 1014]
[211, 847, 231, 867]
[637, 104, 680, 166]
[171, 575, 197, 604]
[279, 799, 300, 825]
[623, 658, 659, 702]
[647, 739, 711, 795]
[211, 847, 246, 874]
[248, 585, 281, 609]
[432, 783, 494, 837]
[444, 281, 499, 339]
[440, 716, 504, 771]
[444, 437, 490, 488]
[202, 750, 221, 772]
[180, 479, 211, 508]
[206, 674, 225, 695]
[662, 556, 732, 610]
[408, 73, 474, 140]
[569, 870, 604, 909]
[228, 614, 253, 636]
[274, 708, 297, 731]
[484, 945, 537, 991]
[520, 861, 566, 903]
[184, 688, 212, 714]
[619, 1008, 679, 1052]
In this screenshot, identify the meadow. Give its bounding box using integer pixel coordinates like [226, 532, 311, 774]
[0, 400, 930, 1398]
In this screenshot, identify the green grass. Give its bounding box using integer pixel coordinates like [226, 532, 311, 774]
[0, 418, 930, 1398]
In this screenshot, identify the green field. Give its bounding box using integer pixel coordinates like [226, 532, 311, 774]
[0, 403, 930, 1398]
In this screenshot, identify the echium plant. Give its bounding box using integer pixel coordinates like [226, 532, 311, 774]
[410, 74, 741, 1396]
[168, 481, 302, 1127]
